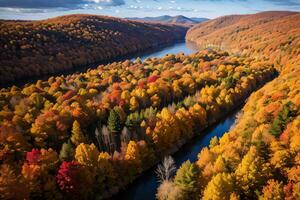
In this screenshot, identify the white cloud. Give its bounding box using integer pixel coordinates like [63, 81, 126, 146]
[0, 0, 125, 10]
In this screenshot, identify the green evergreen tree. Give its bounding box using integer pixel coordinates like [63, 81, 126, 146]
[135, 57, 142, 64]
[71, 120, 87, 146]
[108, 108, 123, 133]
[270, 102, 295, 137]
[174, 160, 199, 199]
[108, 108, 123, 151]
[59, 140, 74, 161]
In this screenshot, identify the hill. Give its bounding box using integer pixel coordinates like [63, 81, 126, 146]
[156, 11, 300, 200]
[157, 55, 300, 200]
[126, 15, 208, 24]
[0, 14, 188, 86]
[186, 11, 300, 71]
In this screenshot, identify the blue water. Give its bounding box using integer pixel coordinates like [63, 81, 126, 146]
[112, 109, 239, 200]
[130, 41, 198, 61]
[13, 41, 198, 88]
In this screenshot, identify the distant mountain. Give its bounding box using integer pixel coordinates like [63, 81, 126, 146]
[190, 17, 209, 23]
[126, 15, 209, 24]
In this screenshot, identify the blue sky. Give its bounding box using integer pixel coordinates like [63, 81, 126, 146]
[0, 0, 299, 20]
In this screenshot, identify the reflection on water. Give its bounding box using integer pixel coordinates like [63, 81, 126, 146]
[130, 41, 199, 61]
[10, 41, 198, 88]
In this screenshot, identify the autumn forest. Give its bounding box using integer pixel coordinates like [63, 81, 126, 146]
[0, 9, 300, 200]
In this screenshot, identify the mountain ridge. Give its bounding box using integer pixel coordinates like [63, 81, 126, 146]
[0, 14, 188, 86]
[186, 11, 300, 71]
[126, 15, 209, 24]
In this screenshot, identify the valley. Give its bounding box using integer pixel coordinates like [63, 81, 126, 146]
[0, 10, 300, 200]
[0, 14, 187, 86]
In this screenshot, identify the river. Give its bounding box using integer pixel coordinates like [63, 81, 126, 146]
[112, 109, 240, 200]
[7, 41, 198, 88]
[110, 42, 240, 200]
[129, 41, 198, 61]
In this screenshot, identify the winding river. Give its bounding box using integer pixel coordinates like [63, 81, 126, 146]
[11, 41, 198, 88]
[110, 42, 241, 200]
[112, 109, 239, 200]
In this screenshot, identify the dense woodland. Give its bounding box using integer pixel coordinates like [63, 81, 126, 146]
[157, 11, 300, 200]
[187, 11, 300, 71]
[0, 10, 299, 200]
[0, 14, 187, 86]
[0, 49, 277, 199]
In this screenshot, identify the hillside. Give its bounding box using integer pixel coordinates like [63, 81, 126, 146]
[186, 11, 300, 70]
[0, 14, 188, 86]
[156, 11, 300, 200]
[126, 15, 208, 24]
[157, 57, 300, 200]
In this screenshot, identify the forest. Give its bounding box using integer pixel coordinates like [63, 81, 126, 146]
[0, 14, 187, 86]
[186, 11, 300, 71]
[0, 9, 299, 200]
[156, 11, 300, 200]
[0, 49, 277, 199]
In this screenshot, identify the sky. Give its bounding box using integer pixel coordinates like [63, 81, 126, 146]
[0, 0, 299, 20]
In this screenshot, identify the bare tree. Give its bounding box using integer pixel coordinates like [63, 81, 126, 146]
[156, 156, 177, 183]
[120, 127, 131, 145]
[95, 127, 102, 150]
[167, 103, 177, 114]
[101, 125, 115, 154]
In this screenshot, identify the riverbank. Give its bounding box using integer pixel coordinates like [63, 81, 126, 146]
[112, 108, 241, 200]
[0, 15, 188, 87]
[2, 40, 194, 88]
[109, 71, 277, 200]
[0, 47, 277, 200]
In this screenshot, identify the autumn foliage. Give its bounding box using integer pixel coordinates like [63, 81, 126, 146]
[0, 48, 277, 199]
[186, 11, 300, 72]
[0, 14, 187, 86]
[158, 11, 300, 200]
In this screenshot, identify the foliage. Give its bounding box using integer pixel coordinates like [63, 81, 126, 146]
[270, 102, 296, 137]
[0, 15, 187, 85]
[107, 108, 123, 134]
[202, 173, 235, 200]
[59, 140, 74, 161]
[160, 50, 300, 199]
[56, 161, 92, 199]
[0, 164, 29, 200]
[71, 120, 87, 146]
[186, 11, 300, 72]
[0, 49, 278, 199]
[260, 179, 284, 200]
[174, 160, 199, 199]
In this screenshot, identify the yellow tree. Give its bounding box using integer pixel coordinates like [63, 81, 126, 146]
[235, 146, 271, 198]
[71, 120, 87, 146]
[125, 141, 142, 173]
[202, 172, 235, 200]
[260, 179, 284, 200]
[95, 152, 116, 196]
[189, 103, 207, 129]
[129, 96, 139, 111]
[124, 140, 143, 182]
[75, 143, 99, 167]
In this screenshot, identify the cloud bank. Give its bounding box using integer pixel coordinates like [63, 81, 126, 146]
[0, 0, 125, 9]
